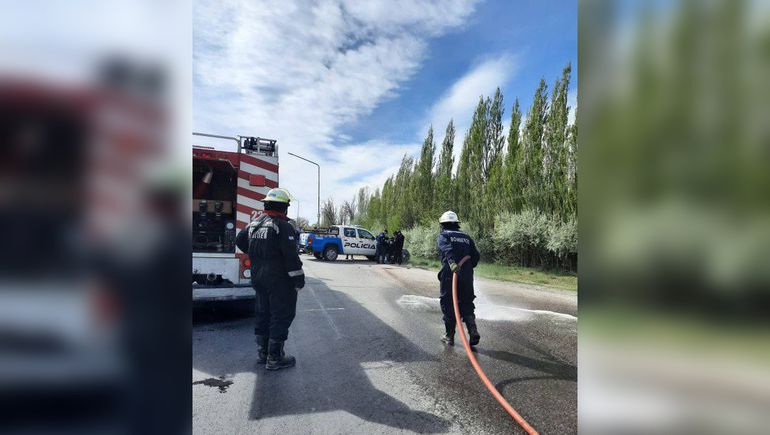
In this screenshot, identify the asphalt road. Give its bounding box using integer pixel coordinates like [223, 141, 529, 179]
[193, 256, 577, 434]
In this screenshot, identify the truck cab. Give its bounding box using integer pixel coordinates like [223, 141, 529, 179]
[308, 225, 377, 261]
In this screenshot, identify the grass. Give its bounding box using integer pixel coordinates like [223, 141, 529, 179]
[407, 256, 577, 291]
[580, 305, 770, 365]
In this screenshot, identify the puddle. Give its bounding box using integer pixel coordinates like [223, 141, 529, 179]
[193, 376, 233, 393]
[396, 295, 441, 312]
[396, 294, 577, 323]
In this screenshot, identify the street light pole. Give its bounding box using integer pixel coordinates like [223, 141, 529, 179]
[287, 152, 320, 227]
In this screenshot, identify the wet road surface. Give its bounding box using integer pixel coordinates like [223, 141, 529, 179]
[193, 256, 577, 434]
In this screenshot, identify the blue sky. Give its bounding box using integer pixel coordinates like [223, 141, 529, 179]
[194, 0, 576, 222]
[343, 0, 577, 146]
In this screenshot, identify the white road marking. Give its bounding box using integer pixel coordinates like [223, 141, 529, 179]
[298, 307, 345, 312]
[306, 284, 344, 339]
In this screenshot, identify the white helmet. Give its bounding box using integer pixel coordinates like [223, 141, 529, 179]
[439, 210, 460, 223]
[263, 187, 292, 203]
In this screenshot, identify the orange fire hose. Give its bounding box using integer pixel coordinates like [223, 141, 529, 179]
[452, 255, 539, 435]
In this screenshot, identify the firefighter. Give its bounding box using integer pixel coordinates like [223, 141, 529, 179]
[236, 188, 305, 370]
[437, 211, 480, 346]
[375, 229, 388, 263]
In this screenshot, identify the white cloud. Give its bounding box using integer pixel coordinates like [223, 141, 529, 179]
[194, 0, 479, 223]
[423, 55, 517, 163]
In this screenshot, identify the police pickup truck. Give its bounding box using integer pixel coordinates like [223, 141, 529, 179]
[306, 225, 378, 261]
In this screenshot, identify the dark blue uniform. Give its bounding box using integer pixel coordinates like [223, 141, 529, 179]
[375, 231, 387, 262]
[437, 229, 480, 324]
[236, 212, 304, 341]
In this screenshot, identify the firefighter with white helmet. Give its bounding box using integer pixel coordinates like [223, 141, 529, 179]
[437, 211, 480, 346]
[236, 187, 304, 370]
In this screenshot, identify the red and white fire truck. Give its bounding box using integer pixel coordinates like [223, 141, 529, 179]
[192, 132, 279, 290]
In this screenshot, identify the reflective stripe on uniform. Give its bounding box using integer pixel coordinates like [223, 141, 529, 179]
[248, 216, 280, 238]
[287, 269, 304, 277]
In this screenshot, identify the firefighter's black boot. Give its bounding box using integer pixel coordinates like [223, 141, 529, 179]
[266, 339, 296, 371]
[255, 335, 268, 364]
[465, 317, 480, 346]
[441, 322, 455, 346]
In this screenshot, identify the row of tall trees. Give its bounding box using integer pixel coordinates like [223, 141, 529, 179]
[313, 64, 577, 270]
[356, 64, 576, 231]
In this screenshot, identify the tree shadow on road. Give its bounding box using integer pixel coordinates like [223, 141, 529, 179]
[467, 325, 577, 412]
[475, 348, 577, 388]
[192, 275, 451, 433]
[249, 277, 450, 432]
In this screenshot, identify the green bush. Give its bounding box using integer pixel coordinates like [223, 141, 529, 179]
[547, 217, 578, 269]
[465, 225, 496, 261]
[546, 219, 577, 255]
[403, 224, 440, 260]
[403, 211, 577, 272]
[493, 210, 550, 267]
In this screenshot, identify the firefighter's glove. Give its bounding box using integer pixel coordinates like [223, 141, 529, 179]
[449, 262, 460, 273]
[293, 275, 305, 290]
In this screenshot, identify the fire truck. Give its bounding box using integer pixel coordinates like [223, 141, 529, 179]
[192, 132, 279, 295]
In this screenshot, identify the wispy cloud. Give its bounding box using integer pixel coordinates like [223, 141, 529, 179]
[423, 54, 518, 160]
[194, 0, 479, 220]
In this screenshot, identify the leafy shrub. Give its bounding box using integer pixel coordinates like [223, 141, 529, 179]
[404, 211, 577, 272]
[547, 217, 577, 257]
[547, 217, 577, 270]
[403, 224, 440, 260]
[465, 225, 496, 261]
[493, 210, 550, 267]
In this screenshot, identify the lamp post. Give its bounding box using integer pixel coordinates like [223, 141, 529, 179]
[287, 152, 320, 227]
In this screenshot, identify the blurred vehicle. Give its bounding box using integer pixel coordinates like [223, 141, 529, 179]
[298, 231, 311, 253]
[192, 133, 278, 301]
[0, 68, 167, 430]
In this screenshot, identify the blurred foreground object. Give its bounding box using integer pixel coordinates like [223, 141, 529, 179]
[0, 1, 190, 434]
[580, 0, 770, 433]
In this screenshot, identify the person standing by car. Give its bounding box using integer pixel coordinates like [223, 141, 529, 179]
[236, 188, 304, 370]
[375, 229, 388, 263]
[393, 231, 405, 264]
[436, 211, 480, 346]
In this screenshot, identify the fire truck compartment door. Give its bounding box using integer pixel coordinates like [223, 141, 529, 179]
[193, 255, 239, 285]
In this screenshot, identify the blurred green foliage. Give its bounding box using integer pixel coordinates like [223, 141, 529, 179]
[581, 1, 770, 433]
[581, 0, 770, 314]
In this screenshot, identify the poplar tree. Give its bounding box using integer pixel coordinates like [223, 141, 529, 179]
[521, 78, 549, 212]
[321, 198, 337, 226]
[393, 154, 415, 229]
[412, 126, 436, 222]
[381, 177, 394, 225]
[481, 88, 506, 231]
[463, 97, 489, 229]
[434, 120, 455, 216]
[367, 188, 382, 226]
[543, 64, 571, 218]
[455, 132, 472, 221]
[566, 122, 578, 217]
[504, 98, 523, 212]
[355, 186, 370, 221]
[484, 88, 506, 180]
